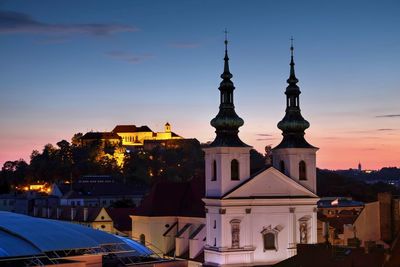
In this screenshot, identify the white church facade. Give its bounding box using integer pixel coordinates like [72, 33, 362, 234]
[131, 38, 319, 266]
[202, 37, 319, 266]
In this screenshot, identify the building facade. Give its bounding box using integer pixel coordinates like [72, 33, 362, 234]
[202, 38, 319, 266]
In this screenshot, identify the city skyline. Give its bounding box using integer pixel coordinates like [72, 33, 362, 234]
[1, 0, 399, 169]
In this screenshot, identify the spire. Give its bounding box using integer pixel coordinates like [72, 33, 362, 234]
[221, 29, 233, 80]
[287, 37, 299, 85]
[209, 31, 248, 147]
[275, 38, 315, 149]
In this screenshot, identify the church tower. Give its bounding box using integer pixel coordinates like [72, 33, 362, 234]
[272, 40, 319, 194]
[203, 35, 251, 198]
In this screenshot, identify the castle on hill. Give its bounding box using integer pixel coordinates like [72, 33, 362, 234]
[80, 122, 185, 165]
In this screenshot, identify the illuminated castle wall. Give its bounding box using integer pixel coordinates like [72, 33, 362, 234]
[80, 122, 183, 166]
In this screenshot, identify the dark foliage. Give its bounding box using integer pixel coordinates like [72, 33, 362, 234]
[317, 169, 400, 202]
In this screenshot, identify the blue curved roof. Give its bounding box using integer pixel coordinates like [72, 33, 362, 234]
[0, 211, 154, 258]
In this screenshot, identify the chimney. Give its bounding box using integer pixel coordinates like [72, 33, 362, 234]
[84, 207, 88, 222]
[71, 207, 76, 221]
[378, 192, 392, 242]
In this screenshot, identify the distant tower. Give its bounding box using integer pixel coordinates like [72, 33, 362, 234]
[358, 162, 362, 172]
[165, 122, 171, 133]
[272, 39, 319, 194]
[203, 33, 251, 198]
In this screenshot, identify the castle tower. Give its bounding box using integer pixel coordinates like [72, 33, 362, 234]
[165, 122, 171, 133]
[272, 39, 319, 194]
[203, 34, 251, 198]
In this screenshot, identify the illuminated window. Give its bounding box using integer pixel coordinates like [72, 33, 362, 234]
[231, 159, 239, 180]
[280, 160, 285, 174]
[211, 160, 217, 181]
[299, 161, 307, 180]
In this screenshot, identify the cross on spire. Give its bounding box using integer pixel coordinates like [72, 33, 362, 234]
[290, 36, 294, 57]
[224, 28, 229, 50]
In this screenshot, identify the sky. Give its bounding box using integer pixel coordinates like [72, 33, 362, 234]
[0, 0, 399, 170]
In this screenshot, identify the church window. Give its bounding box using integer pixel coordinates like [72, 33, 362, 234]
[211, 160, 217, 181]
[261, 225, 281, 251]
[230, 219, 241, 248]
[299, 161, 307, 180]
[231, 159, 239, 180]
[280, 160, 285, 174]
[140, 234, 146, 245]
[264, 233, 276, 250]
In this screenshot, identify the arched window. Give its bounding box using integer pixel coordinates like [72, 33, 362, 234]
[299, 161, 307, 180]
[230, 219, 241, 248]
[211, 160, 217, 181]
[139, 234, 146, 245]
[279, 160, 285, 174]
[231, 159, 239, 180]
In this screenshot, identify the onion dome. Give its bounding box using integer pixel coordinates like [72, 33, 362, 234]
[209, 32, 249, 147]
[275, 38, 315, 149]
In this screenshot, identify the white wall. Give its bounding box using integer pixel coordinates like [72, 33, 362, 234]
[204, 202, 317, 266]
[272, 148, 318, 194]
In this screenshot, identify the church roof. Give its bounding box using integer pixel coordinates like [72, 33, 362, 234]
[106, 208, 135, 232]
[220, 167, 318, 200]
[112, 125, 153, 133]
[135, 177, 205, 218]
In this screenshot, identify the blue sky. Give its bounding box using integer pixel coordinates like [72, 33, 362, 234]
[0, 0, 399, 169]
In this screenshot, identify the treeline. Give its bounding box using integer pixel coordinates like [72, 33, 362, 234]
[0, 133, 267, 194]
[317, 169, 400, 202]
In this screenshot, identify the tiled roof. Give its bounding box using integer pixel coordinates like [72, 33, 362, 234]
[135, 176, 205, 218]
[81, 132, 121, 140]
[112, 125, 153, 133]
[57, 183, 147, 198]
[106, 207, 135, 232]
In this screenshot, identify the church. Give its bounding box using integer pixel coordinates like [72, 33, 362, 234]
[131, 37, 319, 266]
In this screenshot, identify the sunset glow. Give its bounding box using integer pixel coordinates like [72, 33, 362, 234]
[0, 0, 399, 170]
